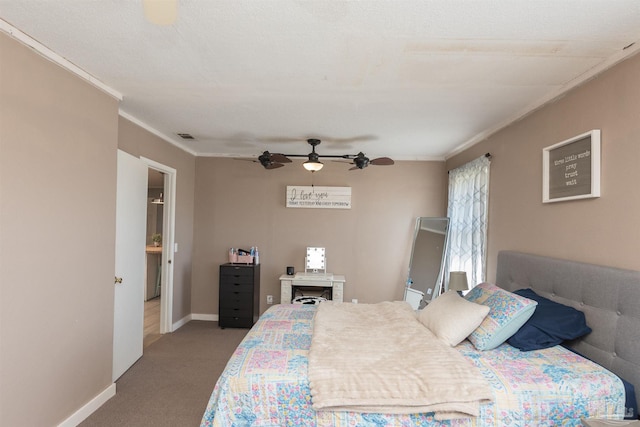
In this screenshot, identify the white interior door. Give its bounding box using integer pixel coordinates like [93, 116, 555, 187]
[113, 150, 148, 381]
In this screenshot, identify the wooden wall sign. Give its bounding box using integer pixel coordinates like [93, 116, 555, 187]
[286, 186, 351, 209]
[543, 130, 601, 203]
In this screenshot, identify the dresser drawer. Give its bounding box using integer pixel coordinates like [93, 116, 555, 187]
[219, 315, 253, 328]
[220, 265, 254, 277]
[220, 264, 254, 274]
[219, 282, 254, 294]
[219, 291, 252, 306]
[220, 305, 253, 317]
[220, 274, 254, 285]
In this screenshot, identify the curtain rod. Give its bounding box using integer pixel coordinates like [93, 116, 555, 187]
[447, 153, 492, 174]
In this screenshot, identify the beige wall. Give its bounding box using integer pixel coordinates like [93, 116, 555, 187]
[191, 158, 447, 315]
[0, 33, 119, 425]
[118, 117, 196, 323]
[447, 52, 640, 280]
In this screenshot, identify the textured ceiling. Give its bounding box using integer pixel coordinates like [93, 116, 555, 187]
[1, 1, 640, 160]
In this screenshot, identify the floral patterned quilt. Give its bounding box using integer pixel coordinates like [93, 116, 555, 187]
[200, 304, 625, 427]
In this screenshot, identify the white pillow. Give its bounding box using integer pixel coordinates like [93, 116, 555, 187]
[418, 290, 490, 346]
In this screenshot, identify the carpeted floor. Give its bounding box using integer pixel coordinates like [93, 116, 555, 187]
[80, 321, 248, 427]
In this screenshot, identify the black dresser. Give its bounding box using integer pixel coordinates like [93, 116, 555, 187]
[219, 263, 260, 328]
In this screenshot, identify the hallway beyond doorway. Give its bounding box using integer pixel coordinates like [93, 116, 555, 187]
[144, 298, 161, 348]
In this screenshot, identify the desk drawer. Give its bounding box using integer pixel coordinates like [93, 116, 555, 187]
[292, 280, 333, 287]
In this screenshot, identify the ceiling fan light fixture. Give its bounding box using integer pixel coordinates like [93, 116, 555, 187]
[303, 160, 324, 172]
[303, 147, 323, 172]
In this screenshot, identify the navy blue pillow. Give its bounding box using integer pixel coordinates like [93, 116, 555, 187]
[507, 288, 592, 351]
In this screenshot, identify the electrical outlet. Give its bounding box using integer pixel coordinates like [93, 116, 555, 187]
[266, 295, 273, 305]
[351, 298, 358, 304]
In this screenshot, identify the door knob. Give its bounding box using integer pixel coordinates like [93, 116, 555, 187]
[115, 276, 123, 284]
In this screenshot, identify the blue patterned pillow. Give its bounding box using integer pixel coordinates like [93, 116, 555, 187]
[464, 282, 537, 350]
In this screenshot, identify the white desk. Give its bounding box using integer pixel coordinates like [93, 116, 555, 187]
[280, 273, 345, 304]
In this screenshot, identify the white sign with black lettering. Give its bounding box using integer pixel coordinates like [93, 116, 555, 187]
[286, 186, 352, 209]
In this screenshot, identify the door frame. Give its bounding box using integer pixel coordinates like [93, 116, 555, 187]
[141, 157, 176, 334]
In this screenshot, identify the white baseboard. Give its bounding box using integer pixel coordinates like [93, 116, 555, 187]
[58, 383, 116, 427]
[172, 313, 192, 331]
[57, 313, 217, 426]
[171, 313, 218, 331]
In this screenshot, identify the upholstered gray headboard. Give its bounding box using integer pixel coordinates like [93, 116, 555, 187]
[496, 250, 640, 410]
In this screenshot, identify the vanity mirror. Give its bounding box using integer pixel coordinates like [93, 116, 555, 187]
[404, 217, 450, 309]
[305, 247, 326, 273]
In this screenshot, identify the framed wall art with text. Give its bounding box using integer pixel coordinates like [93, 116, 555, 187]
[543, 130, 601, 203]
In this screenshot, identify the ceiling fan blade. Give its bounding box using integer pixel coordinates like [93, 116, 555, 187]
[270, 153, 291, 163]
[331, 160, 354, 164]
[370, 157, 395, 166]
[265, 162, 284, 170]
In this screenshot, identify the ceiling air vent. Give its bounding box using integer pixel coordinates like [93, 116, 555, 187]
[177, 133, 195, 140]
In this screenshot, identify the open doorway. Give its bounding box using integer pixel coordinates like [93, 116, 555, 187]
[144, 169, 164, 348]
[141, 156, 176, 341]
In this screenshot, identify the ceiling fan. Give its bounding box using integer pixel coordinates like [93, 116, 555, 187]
[244, 139, 395, 172]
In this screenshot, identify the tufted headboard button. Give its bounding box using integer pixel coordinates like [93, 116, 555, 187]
[616, 311, 622, 316]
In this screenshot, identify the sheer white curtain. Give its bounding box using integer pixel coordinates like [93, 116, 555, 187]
[443, 155, 491, 292]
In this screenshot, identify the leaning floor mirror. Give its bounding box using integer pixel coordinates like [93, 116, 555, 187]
[404, 217, 450, 309]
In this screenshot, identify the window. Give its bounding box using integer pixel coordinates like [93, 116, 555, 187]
[444, 155, 491, 291]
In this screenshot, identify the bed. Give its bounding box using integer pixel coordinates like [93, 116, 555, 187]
[200, 251, 640, 426]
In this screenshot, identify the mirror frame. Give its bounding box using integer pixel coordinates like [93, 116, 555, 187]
[405, 217, 450, 307]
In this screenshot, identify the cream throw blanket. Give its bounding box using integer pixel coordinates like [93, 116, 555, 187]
[308, 301, 493, 419]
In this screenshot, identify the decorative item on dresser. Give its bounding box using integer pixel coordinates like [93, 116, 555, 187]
[218, 263, 260, 328]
